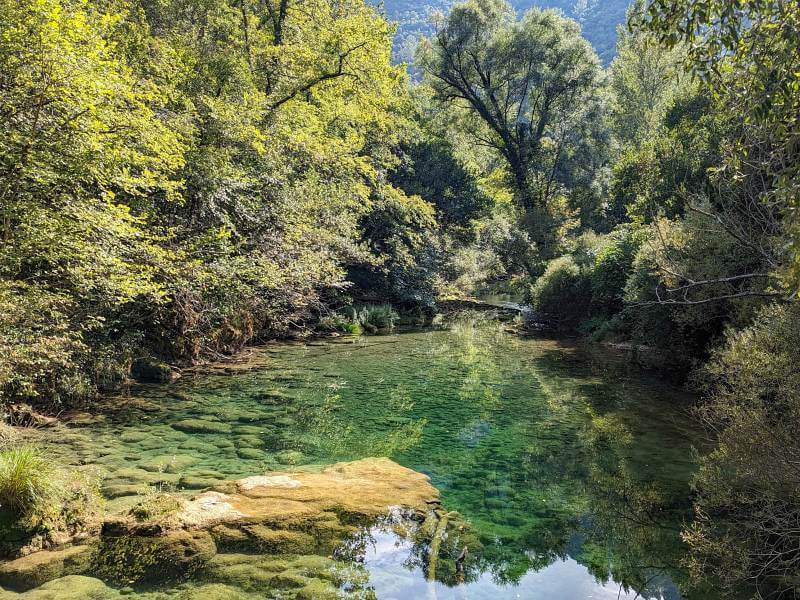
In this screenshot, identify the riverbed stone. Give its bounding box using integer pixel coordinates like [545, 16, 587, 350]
[138, 454, 198, 474]
[236, 448, 268, 461]
[101, 484, 146, 499]
[179, 476, 223, 490]
[232, 425, 267, 435]
[94, 529, 216, 586]
[16, 575, 121, 599]
[178, 439, 218, 453]
[174, 583, 250, 600]
[235, 435, 264, 449]
[171, 420, 232, 434]
[119, 431, 149, 443]
[0, 546, 92, 591]
[274, 450, 305, 465]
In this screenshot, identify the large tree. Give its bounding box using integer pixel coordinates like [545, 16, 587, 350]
[419, 0, 605, 255]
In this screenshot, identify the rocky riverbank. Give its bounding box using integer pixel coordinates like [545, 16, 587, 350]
[0, 458, 471, 598]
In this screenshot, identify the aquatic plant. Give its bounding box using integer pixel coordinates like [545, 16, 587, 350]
[318, 315, 363, 336]
[345, 304, 399, 332]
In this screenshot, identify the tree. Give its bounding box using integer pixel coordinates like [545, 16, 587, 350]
[635, 0, 800, 300]
[390, 139, 492, 240]
[608, 2, 687, 149]
[419, 0, 605, 256]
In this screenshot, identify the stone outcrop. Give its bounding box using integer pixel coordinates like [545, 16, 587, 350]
[0, 546, 93, 592]
[0, 458, 439, 593]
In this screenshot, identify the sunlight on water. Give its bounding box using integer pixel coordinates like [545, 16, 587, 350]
[24, 316, 709, 599]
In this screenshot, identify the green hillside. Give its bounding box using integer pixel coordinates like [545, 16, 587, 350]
[381, 0, 631, 64]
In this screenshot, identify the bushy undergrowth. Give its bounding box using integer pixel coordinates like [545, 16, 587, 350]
[684, 304, 800, 596]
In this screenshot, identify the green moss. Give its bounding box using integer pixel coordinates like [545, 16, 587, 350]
[92, 530, 216, 586]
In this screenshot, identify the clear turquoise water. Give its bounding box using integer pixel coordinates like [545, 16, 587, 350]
[27, 317, 707, 599]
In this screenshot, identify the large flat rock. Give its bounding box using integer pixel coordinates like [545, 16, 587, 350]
[177, 457, 439, 530]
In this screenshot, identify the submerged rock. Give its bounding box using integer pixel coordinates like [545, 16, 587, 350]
[13, 575, 121, 599]
[93, 529, 216, 586]
[171, 419, 232, 434]
[0, 546, 93, 592]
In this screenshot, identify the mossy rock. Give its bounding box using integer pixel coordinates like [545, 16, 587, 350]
[0, 546, 93, 592]
[119, 431, 149, 443]
[138, 454, 198, 474]
[205, 554, 288, 591]
[274, 450, 305, 465]
[296, 579, 341, 600]
[93, 530, 216, 586]
[236, 448, 268, 461]
[243, 526, 317, 554]
[16, 575, 120, 599]
[101, 484, 148, 500]
[179, 476, 222, 491]
[178, 439, 219, 453]
[234, 436, 264, 449]
[232, 425, 269, 435]
[174, 583, 250, 600]
[171, 420, 232, 434]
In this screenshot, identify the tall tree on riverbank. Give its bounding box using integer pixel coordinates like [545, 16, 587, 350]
[419, 0, 606, 258]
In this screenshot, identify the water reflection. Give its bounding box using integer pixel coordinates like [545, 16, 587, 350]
[282, 316, 702, 598]
[26, 315, 705, 598]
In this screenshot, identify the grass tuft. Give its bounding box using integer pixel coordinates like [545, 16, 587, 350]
[0, 447, 54, 519]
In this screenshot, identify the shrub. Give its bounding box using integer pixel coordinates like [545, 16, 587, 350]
[590, 228, 639, 316]
[529, 256, 592, 328]
[685, 303, 800, 596]
[345, 304, 399, 333]
[318, 315, 363, 336]
[0, 447, 54, 520]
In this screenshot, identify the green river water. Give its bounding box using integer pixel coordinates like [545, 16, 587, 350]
[12, 317, 710, 599]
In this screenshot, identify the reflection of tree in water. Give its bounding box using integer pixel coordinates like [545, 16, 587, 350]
[404, 318, 699, 597]
[276, 318, 700, 598]
[292, 383, 427, 460]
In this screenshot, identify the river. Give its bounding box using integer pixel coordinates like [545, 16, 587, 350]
[20, 316, 708, 599]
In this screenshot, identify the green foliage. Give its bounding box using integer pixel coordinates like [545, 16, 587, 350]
[0, 0, 434, 408]
[529, 256, 591, 328]
[0, 447, 53, 521]
[637, 0, 800, 295]
[687, 304, 800, 597]
[344, 304, 399, 333]
[419, 1, 607, 256]
[390, 139, 492, 240]
[352, 184, 440, 306]
[318, 315, 363, 336]
[589, 228, 639, 316]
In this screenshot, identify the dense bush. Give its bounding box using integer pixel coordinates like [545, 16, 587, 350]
[589, 228, 639, 316]
[529, 256, 592, 328]
[686, 304, 800, 597]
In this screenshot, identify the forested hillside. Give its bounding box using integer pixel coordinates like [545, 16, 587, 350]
[1, 0, 799, 598]
[380, 0, 631, 63]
